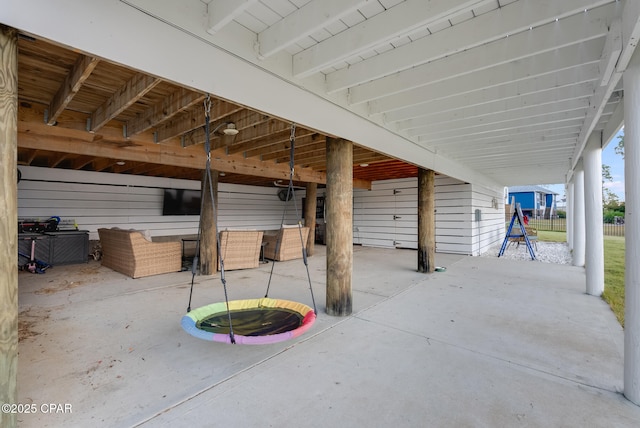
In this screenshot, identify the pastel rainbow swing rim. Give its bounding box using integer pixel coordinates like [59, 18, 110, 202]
[181, 297, 316, 345]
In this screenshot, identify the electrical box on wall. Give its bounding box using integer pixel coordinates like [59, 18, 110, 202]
[475, 209, 482, 222]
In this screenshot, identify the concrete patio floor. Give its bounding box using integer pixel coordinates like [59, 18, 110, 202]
[16, 245, 640, 427]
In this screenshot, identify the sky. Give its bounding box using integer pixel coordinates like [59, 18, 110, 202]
[544, 128, 625, 205]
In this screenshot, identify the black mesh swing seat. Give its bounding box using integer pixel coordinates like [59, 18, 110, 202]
[182, 298, 316, 345]
[182, 98, 317, 345]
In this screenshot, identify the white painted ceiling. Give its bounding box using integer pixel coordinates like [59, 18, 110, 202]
[158, 0, 635, 186]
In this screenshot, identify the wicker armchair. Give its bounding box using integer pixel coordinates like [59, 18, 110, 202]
[262, 225, 309, 261]
[98, 228, 181, 278]
[218, 230, 264, 270]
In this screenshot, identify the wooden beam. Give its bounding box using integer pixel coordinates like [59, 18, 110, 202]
[271, 142, 326, 164]
[244, 132, 320, 158]
[21, 102, 157, 144]
[260, 137, 325, 162]
[210, 154, 328, 185]
[156, 100, 242, 144]
[72, 155, 96, 170]
[306, 145, 388, 164]
[25, 148, 38, 164]
[218, 117, 289, 153]
[418, 168, 435, 273]
[90, 73, 162, 132]
[49, 152, 69, 168]
[353, 177, 371, 191]
[325, 137, 353, 316]
[130, 163, 199, 179]
[0, 24, 18, 428]
[298, 146, 388, 168]
[126, 87, 205, 137]
[47, 54, 99, 125]
[189, 110, 270, 149]
[92, 157, 115, 172]
[18, 102, 372, 189]
[226, 127, 305, 156]
[17, 128, 337, 185]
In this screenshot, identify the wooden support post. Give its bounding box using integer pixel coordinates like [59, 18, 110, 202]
[200, 169, 218, 275]
[418, 168, 436, 273]
[0, 24, 18, 428]
[325, 137, 353, 316]
[304, 182, 317, 257]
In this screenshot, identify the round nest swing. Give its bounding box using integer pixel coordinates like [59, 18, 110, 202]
[182, 298, 316, 345]
[182, 102, 317, 345]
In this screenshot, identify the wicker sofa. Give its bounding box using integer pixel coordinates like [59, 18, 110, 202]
[98, 228, 182, 278]
[262, 225, 309, 261]
[218, 229, 264, 270]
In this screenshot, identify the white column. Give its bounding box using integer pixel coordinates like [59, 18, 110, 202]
[624, 40, 640, 405]
[572, 162, 586, 267]
[584, 132, 605, 296]
[567, 181, 574, 249]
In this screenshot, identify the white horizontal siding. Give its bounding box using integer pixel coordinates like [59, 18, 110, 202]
[18, 166, 303, 240]
[353, 179, 404, 248]
[469, 182, 506, 255]
[353, 176, 505, 255]
[17, 167, 505, 255]
[435, 175, 473, 254]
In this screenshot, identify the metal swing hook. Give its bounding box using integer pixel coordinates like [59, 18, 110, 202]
[289, 123, 296, 174]
[290, 122, 296, 140]
[203, 95, 212, 161]
[203, 94, 212, 118]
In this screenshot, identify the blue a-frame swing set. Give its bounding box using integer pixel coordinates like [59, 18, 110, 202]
[498, 203, 536, 260]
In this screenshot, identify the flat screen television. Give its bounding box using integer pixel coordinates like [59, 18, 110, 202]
[162, 188, 201, 216]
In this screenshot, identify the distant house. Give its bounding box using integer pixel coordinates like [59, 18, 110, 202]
[508, 185, 558, 219]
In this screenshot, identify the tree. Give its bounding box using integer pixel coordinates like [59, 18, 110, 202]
[602, 164, 612, 182]
[602, 163, 621, 208]
[601, 132, 625, 221]
[615, 134, 624, 158]
[604, 188, 620, 208]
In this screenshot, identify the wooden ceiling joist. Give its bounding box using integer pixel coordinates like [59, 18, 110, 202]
[188, 110, 272, 149]
[89, 73, 162, 132]
[71, 155, 96, 170]
[47, 54, 99, 125]
[245, 132, 323, 159]
[222, 118, 292, 154]
[49, 152, 69, 168]
[16, 36, 414, 190]
[125, 87, 206, 137]
[158, 100, 243, 144]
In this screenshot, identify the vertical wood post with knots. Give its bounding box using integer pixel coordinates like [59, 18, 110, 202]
[0, 24, 19, 428]
[418, 168, 435, 273]
[325, 137, 353, 316]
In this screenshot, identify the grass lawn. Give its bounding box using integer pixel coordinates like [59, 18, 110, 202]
[537, 230, 567, 242]
[602, 236, 626, 326]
